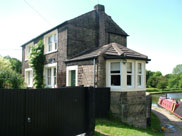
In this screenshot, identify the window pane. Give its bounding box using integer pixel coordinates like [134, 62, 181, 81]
[54, 34, 58, 50]
[47, 68, 51, 85]
[111, 75, 120, 86]
[127, 62, 132, 73]
[111, 62, 120, 73]
[138, 75, 142, 86]
[54, 34, 57, 42]
[138, 63, 142, 74]
[54, 68, 56, 86]
[28, 71, 30, 85]
[48, 36, 52, 51]
[127, 75, 132, 86]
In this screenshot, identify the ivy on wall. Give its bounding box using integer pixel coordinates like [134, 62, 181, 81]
[29, 40, 45, 88]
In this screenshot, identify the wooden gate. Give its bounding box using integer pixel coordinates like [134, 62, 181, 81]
[0, 87, 95, 136]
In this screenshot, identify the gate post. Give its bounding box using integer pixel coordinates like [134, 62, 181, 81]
[85, 87, 95, 136]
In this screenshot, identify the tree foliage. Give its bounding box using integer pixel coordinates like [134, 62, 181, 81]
[147, 64, 182, 90]
[0, 56, 24, 88]
[29, 40, 45, 88]
[173, 64, 182, 74]
[4, 56, 22, 73]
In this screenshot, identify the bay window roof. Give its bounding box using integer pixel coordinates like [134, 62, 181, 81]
[66, 43, 151, 62]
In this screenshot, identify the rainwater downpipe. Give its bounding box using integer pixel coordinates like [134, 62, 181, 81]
[93, 58, 96, 87]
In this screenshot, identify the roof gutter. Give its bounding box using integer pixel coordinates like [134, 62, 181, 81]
[64, 56, 98, 63]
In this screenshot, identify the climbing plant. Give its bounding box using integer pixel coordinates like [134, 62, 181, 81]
[29, 40, 45, 88]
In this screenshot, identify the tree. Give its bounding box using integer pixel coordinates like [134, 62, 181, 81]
[157, 77, 168, 89]
[0, 56, 24, 88]
[146, 70, 163, 88]
[173, 64, 182, 74]
[178, 74, 182, 88]
[29, 40, 45, 88]
[168, 74, 180, 89]
[153, 71, 162, 77]
[4, 56, 22, 73]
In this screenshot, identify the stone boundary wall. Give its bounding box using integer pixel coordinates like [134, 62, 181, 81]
[110, 91, 147, 128]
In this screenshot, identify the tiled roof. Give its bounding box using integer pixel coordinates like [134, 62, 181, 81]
[66, 43, 150, 62]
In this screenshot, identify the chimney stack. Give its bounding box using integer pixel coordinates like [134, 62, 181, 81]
[94, 4, 105, 12]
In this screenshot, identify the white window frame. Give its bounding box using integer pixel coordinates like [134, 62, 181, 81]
[66, 65, 78, 86]
[137, 62, 144, 88]
[127, 61, 134, 88]
[25, 68, 33, 87]
[44, 63, 57, 88]
[44, 30, 58, 54]
[25, 42, 33, 61]
[109, 61, 122, 88]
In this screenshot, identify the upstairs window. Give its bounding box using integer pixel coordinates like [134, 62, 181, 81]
[45, 31, 58, 54]
[47, 34, 57, 52]
[110, 62, 121, 86]
[137, 63, 143, 87]
[25, 43, 33, 60]
[127, 62, 134, 87]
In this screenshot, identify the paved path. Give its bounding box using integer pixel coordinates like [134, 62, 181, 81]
[152, 106, 182, 136]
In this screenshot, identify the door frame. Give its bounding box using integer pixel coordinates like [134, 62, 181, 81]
[66, 65, 78, 86]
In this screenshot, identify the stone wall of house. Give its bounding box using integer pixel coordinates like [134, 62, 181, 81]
[44, 52, 57, 64]
[110, 91, 147, 128]
[109, 33, 127, 46]
[67, 5, 128, 59]
[97, 55, 106, 87]
[66, 60, 95, 87]
[78, 65, 95, 86]
[67, 11, 98, 59]
[57, 29, 67, 87]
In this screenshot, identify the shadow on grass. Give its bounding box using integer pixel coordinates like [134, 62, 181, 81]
[94, 131, 108, 136]
[95, 114, 164, 136]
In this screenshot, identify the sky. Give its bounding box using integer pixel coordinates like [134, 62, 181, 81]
[0, 0, 181, 75]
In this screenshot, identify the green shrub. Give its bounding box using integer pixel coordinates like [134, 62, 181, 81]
[29, 40, 45, 88]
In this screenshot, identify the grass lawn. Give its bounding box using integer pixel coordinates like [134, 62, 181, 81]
[146, 88, 182, 94]
[95, 113, 164, 136]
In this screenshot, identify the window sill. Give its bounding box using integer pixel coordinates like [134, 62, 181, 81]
[45, 50, 58, 55]
[137, 86, 144, 89]
[110, 85, 122, 89]
[127, 86, 134, 88]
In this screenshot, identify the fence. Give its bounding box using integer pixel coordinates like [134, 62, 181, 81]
[0, 87, 110, 136]
[95, 87, 110, 118]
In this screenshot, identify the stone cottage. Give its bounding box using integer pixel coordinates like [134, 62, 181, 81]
[22, 5, 150, 128]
